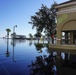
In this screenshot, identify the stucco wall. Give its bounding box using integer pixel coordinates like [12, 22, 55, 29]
[57, 10, 76, 44]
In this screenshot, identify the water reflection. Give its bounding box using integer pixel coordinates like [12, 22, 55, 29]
[34, 43, 45, 53]
[28, 47, 76, 75]
[2, 39, 76, 75]
[28, 54, 57, 75]
[11, 39, 26, 62]
[5, 38, 10, 57]
[60, 52, 76, 69]
[12, 39, 16, 62]
[29, 40, 33, 46]
[11, 39, 26, 46]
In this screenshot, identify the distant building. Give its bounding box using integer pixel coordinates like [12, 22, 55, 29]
[11, 34, 26, 39]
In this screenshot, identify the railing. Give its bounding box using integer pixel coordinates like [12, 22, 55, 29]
[61, 39, 70, 44]
[61, 39, 76, 44]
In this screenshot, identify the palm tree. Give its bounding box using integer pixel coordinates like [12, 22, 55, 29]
[5, 28, 11, 57]
[6, 28, 11, 38]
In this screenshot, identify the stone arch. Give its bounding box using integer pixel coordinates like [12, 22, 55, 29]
[61, 20, 76, 31]
[60, 20, 76, 44]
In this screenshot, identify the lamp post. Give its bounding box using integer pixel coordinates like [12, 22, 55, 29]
[13, 25, 17, 38]
[13, 25, 17, 34]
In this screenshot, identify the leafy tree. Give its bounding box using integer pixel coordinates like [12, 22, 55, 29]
[34, 32, 42, 43]
[34, 32, 42, 38]
[29, 33, 33, 39]
[29, 2, 57, 44]
[6, 28, 11, 38]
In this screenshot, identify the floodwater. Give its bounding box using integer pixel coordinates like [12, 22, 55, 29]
[0, 39, 76, 75]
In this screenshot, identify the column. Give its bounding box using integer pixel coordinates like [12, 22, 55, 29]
[65, 32, 68, 44]
[57, 30, 62, 45]
[70, 32, 73, 44]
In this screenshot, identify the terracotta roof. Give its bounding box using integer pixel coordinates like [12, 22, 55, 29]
[58, 0, 76, 5]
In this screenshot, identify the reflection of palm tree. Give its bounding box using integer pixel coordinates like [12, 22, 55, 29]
[5, 38, 10, 57]
[6, 28, 11, 38]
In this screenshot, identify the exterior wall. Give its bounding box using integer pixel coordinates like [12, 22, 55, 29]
[56, 1, 76, 44]
[58, 12, 76, 31]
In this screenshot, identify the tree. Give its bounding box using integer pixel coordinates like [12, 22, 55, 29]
[5, 28, 11, 57]
[34, 32, 42, 43]
[34, 32, 42, 38]
[29, 33, 33, 39]
[6, 28, 11, 38]
[29, 2, 57, 44]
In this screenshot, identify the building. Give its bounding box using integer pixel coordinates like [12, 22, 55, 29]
[56, 0, 76, 45]
[11, 34, 26, 39]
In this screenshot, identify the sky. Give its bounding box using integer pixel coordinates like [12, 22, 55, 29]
[0, 0, 69, 38]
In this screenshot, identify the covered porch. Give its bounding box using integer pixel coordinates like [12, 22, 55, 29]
[61, 31, 76, 44]
[57, 20, 76, 45]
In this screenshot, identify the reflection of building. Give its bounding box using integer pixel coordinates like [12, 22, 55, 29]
[11, 39, 26, 47]
[56, 1, 76, 44]
[11, 34, 26, 39]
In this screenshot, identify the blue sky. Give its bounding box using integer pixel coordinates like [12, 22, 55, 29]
[0, 0, 68, 38]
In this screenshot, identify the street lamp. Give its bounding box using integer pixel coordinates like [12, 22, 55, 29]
[13, 25, 17, 38]
[13, 25, 17, 33]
